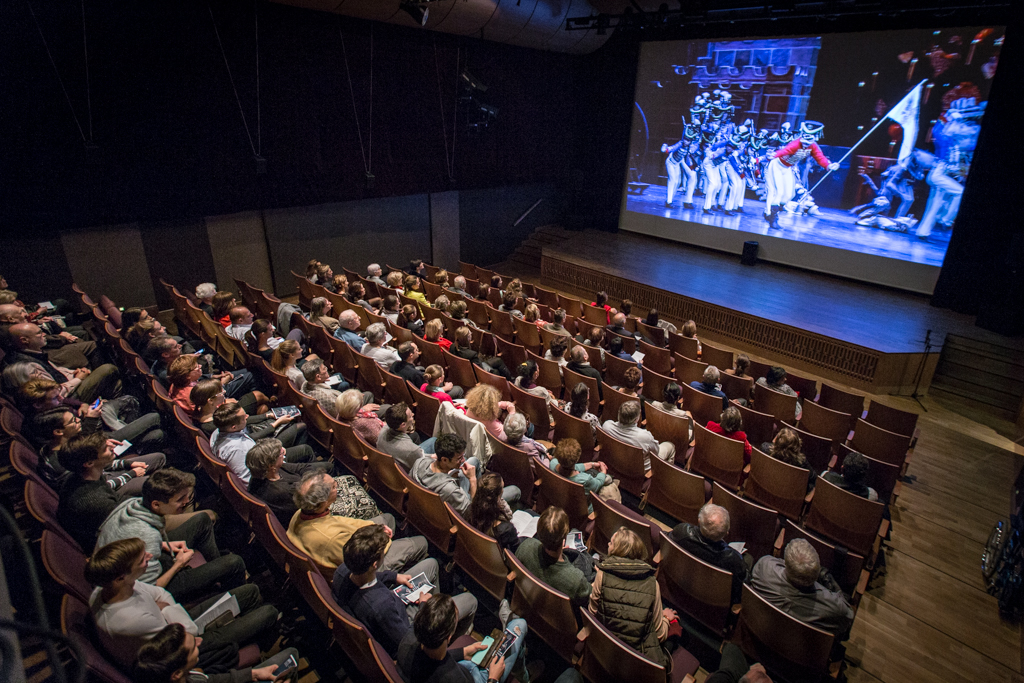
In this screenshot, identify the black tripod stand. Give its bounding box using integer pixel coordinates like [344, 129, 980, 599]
[893, 329, 932, 412]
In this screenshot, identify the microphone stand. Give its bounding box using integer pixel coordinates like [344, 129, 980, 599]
[893, 329, 932, 411]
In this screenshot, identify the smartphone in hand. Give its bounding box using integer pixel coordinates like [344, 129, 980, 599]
[272, 654, 297, 677]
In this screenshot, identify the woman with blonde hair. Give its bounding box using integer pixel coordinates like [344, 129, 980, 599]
[523, 303, 544, 327]
[396, 304, 424, 337]
[432, 294, 450, 314]
[589, 527, 676, 670]
[308, 296, 339, 332]
[335, 389, 384, 445]
[681, 319, 702, 356]
[465, 384, 515, 440]
[434, 269, 450, 287]
[305, 259, 321, 282]
[423, 318, 450, 350]
[332, 273, 349, 296]
[386, 270, 404, 293]
[270, 339, 305, 388]
[316, 264, 335, 291]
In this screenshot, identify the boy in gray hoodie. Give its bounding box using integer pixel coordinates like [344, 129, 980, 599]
[95, 468, 246, 602]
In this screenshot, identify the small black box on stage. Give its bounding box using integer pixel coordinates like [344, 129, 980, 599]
[741, 241, 759, 266]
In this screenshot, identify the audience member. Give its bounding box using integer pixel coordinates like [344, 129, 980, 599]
[404, 275, 428, 307]
[246, 438, 333, 525]
[449, 275, 469, 298]
[167, 355, 204, 412]
[366, 263, 387, 286]
[210, 292, 236, 328]
[756, 366, 803, 420]
[691, 365, 729, 410]
[669, 503, 748, 603]
[224, 306, 255, 340]
[644, 308, 677, 336]
[548, 438, 620, 507]
[336, 388, 385, 445]
[194, 283, 217, 315]
[347, 281, 376, 312]
[822, 451, 879, 501]
[725, 353, 752, 379]
[503, 411, 547, 460]
[397, 304, 425, 337]
[378, 403, 435, 469]
[707, 406, 753, 464]
[411, 433, 519, 513]
[333, 309, 367, 350]
[590, 291, 614, 324]
[606, 312, 632, 338]
[270, 339, 306, 388]
[5, 322, 121, 402]
[600, 401, 675, 470]
[543, 308, 571, 336]
[147, 335, 263, 410]
[515, 506, 593, 607]
[681, 319, 702, 356]
[499, 291, 523, 318]
[467, 472, 522, 552]
[300, 359, 345, 416]
[421, 365, 464, 410]
[382, 294, 402, 324]
[452, 327, 510, 379]
[565, 381, 599, 435]
[362, 322, 401, 368]
[513, 360, 556, 405]
[465, 384, 516, 440]
[423, 318, 450, 350]
[565, 346, 603, 400]
[386, 270, 405, 293]
[545, 336, 569, 375]
[209, 403, 315, 483]
[705, 644, 772, 683]
[764, 427, 814, 487]
[607, 336, 636, 364]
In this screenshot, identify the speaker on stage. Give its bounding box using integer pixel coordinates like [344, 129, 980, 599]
[741, 240, 759, 266]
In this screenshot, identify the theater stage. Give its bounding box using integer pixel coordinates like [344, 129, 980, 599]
[538, 230, 986, 394]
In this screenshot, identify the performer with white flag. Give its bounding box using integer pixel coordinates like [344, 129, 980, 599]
[763, 121, 839, 228]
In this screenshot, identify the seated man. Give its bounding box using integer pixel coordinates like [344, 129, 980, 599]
[398, 594, 526, 683]
[300, 359, 346, 416]
[135, 623, 300, 683]
[210, 403, 316, 484]
[751, 538, 854, 637]
[224, 305, 255, 341]
[86, 538, 278, 671]
[332, 525, 478, 658]
[391, 342, 463, 399]
[607, 336, 637, 365]
[246, 438, 332, 525]
[543, 308, 571, 337]
[691, 365, 729, 411]
[5, 322, 121, 402]
[669, 503, 748, 603]
[600, 401, 675, 471]
[361, 322, 401, 369]
[606, 312, 633, 338]
[287, 470, 427, 572]
[147, 335, 260, 405]
[377, 402, 436, 469]
[565, 345, 604, 400]
[95, 468, 248, 601]
[448, 275, 469, 298]
[0, 302, 99, 369]
[366, 263, 387, 287]
[333, 309, 367, 351]
[822, 451, 879, 501]
[411, 433, 520, 513]
[515, 506, 593, 607]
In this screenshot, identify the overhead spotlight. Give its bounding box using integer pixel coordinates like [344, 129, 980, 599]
[400, 1, 428, 26]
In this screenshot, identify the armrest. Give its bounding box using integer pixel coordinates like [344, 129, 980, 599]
[774, 528, 786, 552]
[577, 625, 591, 642]
[804, 488, 815, 504]
[742, 464, 751, 475]
[588, 512, 596, 521]
[507, 571, 516, 582]
[653, 551, 662, 564]
[828, 454, 837, 470]
[877, 519, 890, 538]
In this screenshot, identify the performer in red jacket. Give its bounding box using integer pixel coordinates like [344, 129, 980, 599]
[763, 121, 839, 228]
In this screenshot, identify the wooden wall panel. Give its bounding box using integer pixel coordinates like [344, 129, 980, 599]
[61, 224, 156, 309]
[205, 211, 275, 296]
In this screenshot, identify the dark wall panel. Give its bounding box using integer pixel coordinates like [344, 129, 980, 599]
[459, 183, 561, 267]
[0, 231, 74, 309]
[140, 219, 218, 309]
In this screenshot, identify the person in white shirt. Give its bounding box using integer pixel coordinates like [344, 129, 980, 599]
[85, 537, 278, 670]
[360, 323, 401, 369]
[224, 306, 255, 341]
[600, 401, 675, 471]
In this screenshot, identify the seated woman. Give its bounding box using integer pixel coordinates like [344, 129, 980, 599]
[306, 258, 322, 283]
[420, 365, 463, 409]
[335, 389, 385, 446]
[244, 319, 278, 362]
[167, 355, 205, 413]
[725, 353, 753, 379]
[403, 275, 428, 308]
[380, 294, 401, 325]
[514, 360, 557, 404]
[423, 318, 451, 351]
[118, 307, 146, 339]
[756, 366, 803, 420]
[317, 264, 336, 292]
[452, 326, 511, 379]
[211, 291, 236, 328]
[566, 382, 599, 436]
[589, 528, 676, 670]
[523, 303, 545, 328]
[503, 411, 547, 460]
[765, 426, 815, 490]
[307, 296, 339, 333]
[643, 308, 677, 336]
[549, 437, 620, 506]
[465, 384, 515, 440]
[396, 304, 424, 337]
[270, 340, 306, 388]
[707, 406, 752, 465]
[434, 269, 450, 288]
[476, 283, 491, 302]
[124, 319, 161, 355]
[681, 319, 702, 356]
[581, 326, 607, 365]
[467, 472, 522, 552]
[506, 278, 525, 300]
[191, 379, 307, 448]
[432, 294, 450, 314]
[619, 366, 643, 398]
[544, 337, 570, 376]
[447, 299, 476, 330]
[590, 290, 614, 325]
[195, 282, 217, 316]
[246, 438, 344, 525]
[385, 270, 404, 294]
[331, 274, 349, 297]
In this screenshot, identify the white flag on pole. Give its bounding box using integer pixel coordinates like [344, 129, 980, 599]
[886, 80, 925, 162]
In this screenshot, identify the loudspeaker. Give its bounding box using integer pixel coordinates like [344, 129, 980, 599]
[741, 240, 759, 266]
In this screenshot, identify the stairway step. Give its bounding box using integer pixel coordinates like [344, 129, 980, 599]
[944, 334, 1024, 364]
[928, 385, 1017, 422]
[928, 373, 1020, 411]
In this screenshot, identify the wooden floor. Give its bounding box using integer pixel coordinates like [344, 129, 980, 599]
[496, 257, 1024, 683]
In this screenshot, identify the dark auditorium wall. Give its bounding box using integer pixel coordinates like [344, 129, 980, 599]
[458, 183, 562, 268]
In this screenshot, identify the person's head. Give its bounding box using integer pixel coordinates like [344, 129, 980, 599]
[167, 354, 200, 389]
[195, 282, 217, 302]
[212, 402, 247, 432]
[125, 319, 159, 350]
[146, 335, 181, 364]
[617, 400, 642, 427]
[386, 271, 404, 288]
[302, 358, 328, 384]
[18, 377, 62, 411]
[516, 360, 539, 385]
[365, 322, 387, 347]
[681, 320, 697, 338]
[270, 339, 302, 370]
[608, 336, 624, 356]
[26, 407, 79, 447]
[569, 381, 590, 416]
[424, 318, 444, 343]
[536, 506, 570, 555]
[2, 362, 48, 395]
[310, 296, 331, 319]
[384, 402, 414, 432]
[587, 327, 605, 346]
[333, 274, 349, 293]
[594, 291, 608, 306]
[662, 382, 682, 406]
[523, 303, 540, 323]
[645, 309, 659, 326]
[549, 336, 568, 359]
[434, 269, 449, 286]
[246, 438, 285, 480]
[734, 354, 750, 376]
[432, 295, 450, 313]
[306, 259, 321, 278]
[570, 345, 588, 364]
[434, 433, 467, 470]
[477, 284, 490, 300]
[413, 593, 459, 650]
[454, 326, 473, 349]
[841, 451, 870, 485]
[58, 433, 112, 475]
[620, 299, 633, 316]
[0, 303, 27, 324]
[465, 384, 500, 421]
[453, 275, 466, 290]
[397, 341, 420, 364]
[410, 259, 426, 276]
[368, 263, 382, 278]
[467, 472, 505, 532]
[608, 527, 648, 561]
[317, 263, 334, 283]
[84, 537, 148, 588]
[697, 503, 730, 542]
[134, 623, 202, 683]
[490, 275, 502, 289]
[293, 470, 336, 514]
[142, 468, 196, 516]
[719, 406, 743, 432]
[783, 538, 821, 588]
[502, 291, 517, 310]
[211, 291, 236, 319]
[766, 366, 787, 386]
[552, 438, 581, 475]
[404, 275, 420, 292]
[449, 300, 467, 320]
[335, 389, 366, 420]
[119, 308, 145, 333]
[343, 524, 390, 575]
[190, 379, 225, 413]
[338, 309, 361, 331]
[771, 427, 806, 467]
[424, 364, 445, 387]
[8, 323, 46, 351]
[228, 306, 253, 326]
[503, 411, 529, 445]
[702, 365, 721, 385]
[383, 294, 400, 313]
[611, 312, 626, 328]
[348, 281, 366, 300]
[507, 278, 522, 296]
[622, 366, 641, 392]
[552, 308, 566, 325]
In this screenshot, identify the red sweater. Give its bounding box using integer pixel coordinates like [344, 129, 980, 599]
[707, 421, 753, 465]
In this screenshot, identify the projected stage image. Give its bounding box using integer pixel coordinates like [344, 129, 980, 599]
[623, 28, 1004, 268]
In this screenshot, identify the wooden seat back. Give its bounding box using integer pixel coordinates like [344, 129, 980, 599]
[691, 422, 746, 491]
[712, 483, 779, 561]
[558, 295, 583, 319]
[465, 298, 491, 328]
[657, 533, 734, 636]
[817, 383, 865, 426]
[836, 444, 901, 503]
[382, 367, 417, 407]
[362, 442, 408, 515]
[328, 335, 359, 383]
[637, 339, 671, 375]
[577, 608, 675, 683]
[485, 433, 537, 505]
[534, 457, 592, 532]
[700, 343, 734, 372]
[489, 309, 515, 342]
[494, 336, 528, 370]
[744, 447, 811, 520]
[636, 320, 666, 347]
[645, 455, 705, 525]
[644, 403, 692, 457]
[562, 366, 602, 416]
[732, 401, 776, 447]
[602, 353, 636, 388]
[329, 416, 368, 481]
[599, 383, 638, 428]
[596, 428, 649, 497]
[720, 372, 754, 403]
[407, 381, 442, 437]
[506, 550, 579, 663]
[509, 382, 550, 437]
[668, 332, 700, 360]
[605, 328, 636, 355]
[512, 318, 542, 354]
[550, 405, 597, 459]
[782, 422, 834, 474]
[589, 493, 655, 558]
[298, 399, 335, 453]
[784, 371, 818, 402]
[849, 418, 911, 468]
[526, 349, 564, 395]
[447, 504, 512, 601]
[865, 400, 919, 438]
[330, 601, 396, 683]
[473, 364, 512, 402]
[441, 348, 479, 391]
[583, 304, 609, 327]
[195, 434, 229, 487]
[396, 467, 455, 555]
[640, 366, 675, 405]
[753, 382, 798, 423]
[798, 399, 852, 445]
[680, 380, 724, 426]
[41, 529, 91, 604]
[804, 475, 885, 556]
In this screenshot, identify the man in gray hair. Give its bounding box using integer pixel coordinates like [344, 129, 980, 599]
[669, 503, 748, 602]
[751, 538, 853, 636]
[360, 323, 400, 369]
[286, 470, 427, 572]
[333, 309, 367, 351]
[690, 364, 729, 410]
[366, 264, 386, 287]
[600, 400, 675, 470]
[448, 275, 469, 298]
